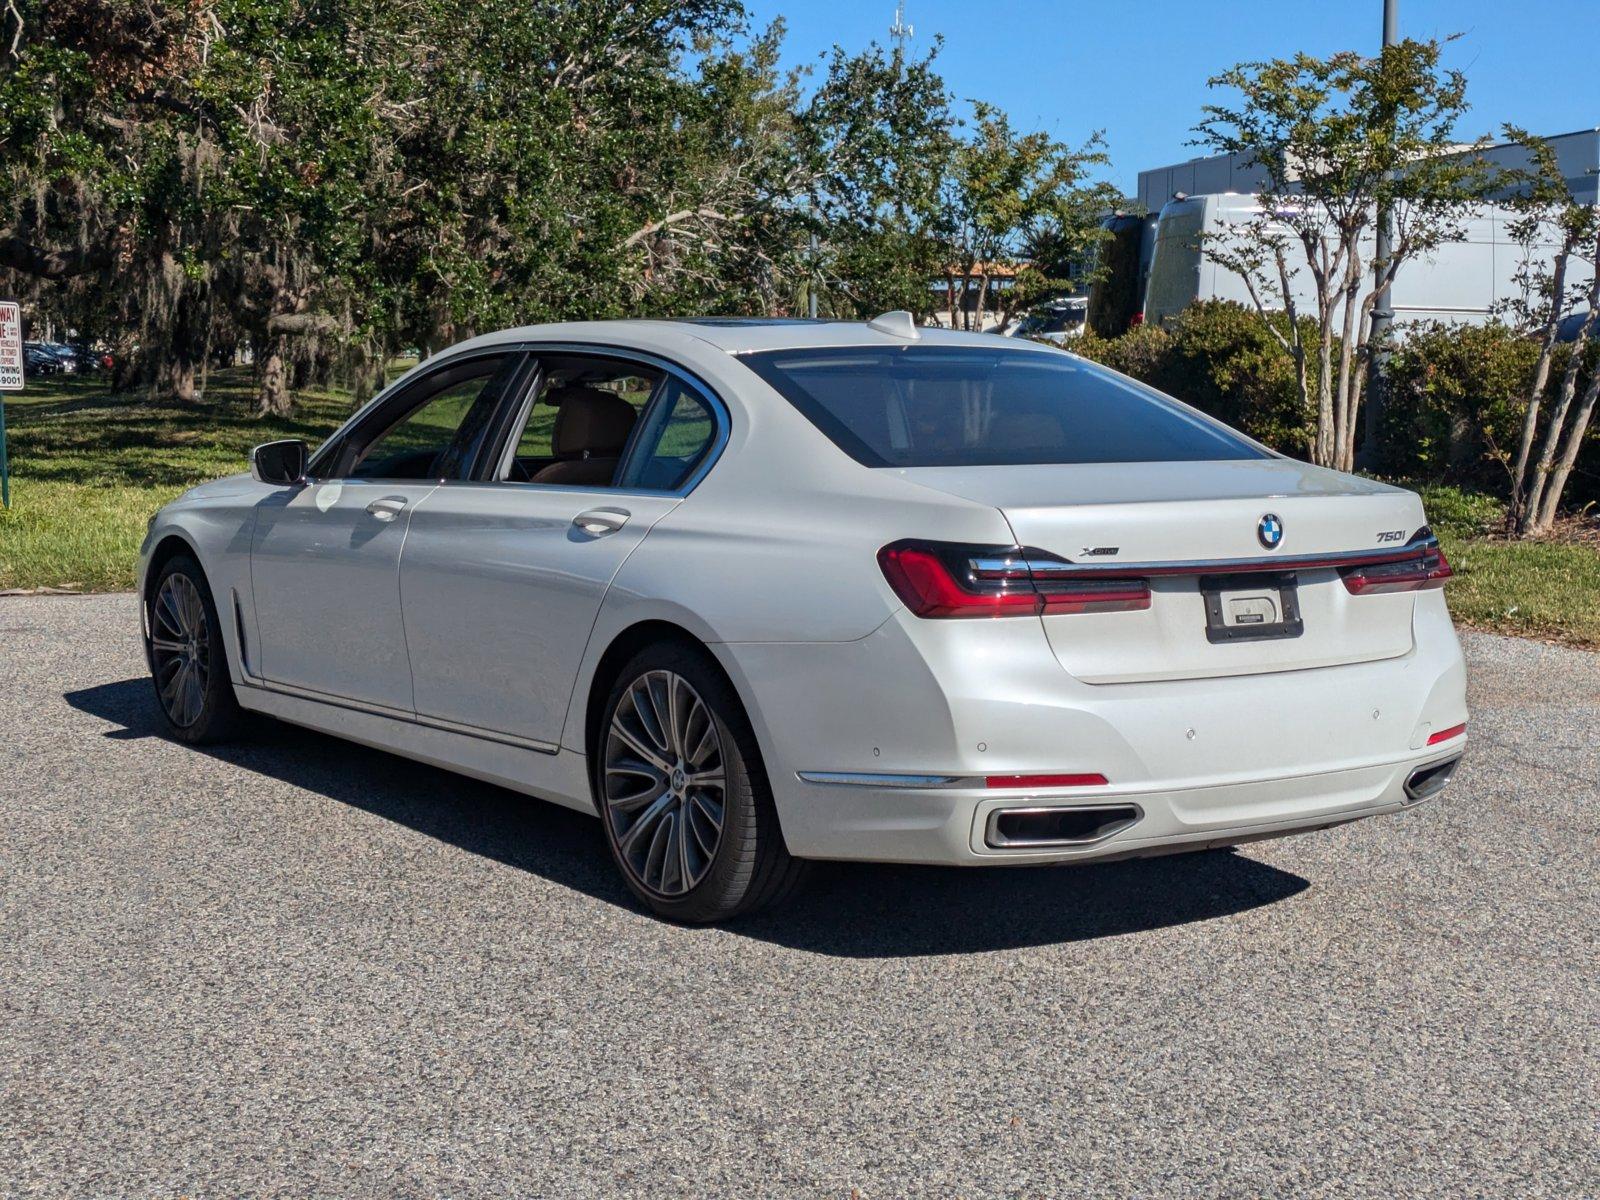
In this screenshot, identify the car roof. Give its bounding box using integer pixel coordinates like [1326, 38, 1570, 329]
[442, 317, 1062, 359]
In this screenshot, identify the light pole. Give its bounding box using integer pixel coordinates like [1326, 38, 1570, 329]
[1360, 0, 1399, 468]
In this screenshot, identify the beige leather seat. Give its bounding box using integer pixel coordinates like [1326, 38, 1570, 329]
[530, 386, 638, 486]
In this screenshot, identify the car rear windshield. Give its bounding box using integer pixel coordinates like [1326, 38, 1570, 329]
[740, 345, 1267, 467]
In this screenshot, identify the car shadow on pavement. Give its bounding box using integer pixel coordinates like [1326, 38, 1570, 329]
[66, 678, 1311, 959]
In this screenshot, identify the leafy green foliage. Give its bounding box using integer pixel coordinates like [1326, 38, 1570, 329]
[938, 103, 1118, 330]
[1383, 321, 1599, 504]
[1072, 301, 1313, 453]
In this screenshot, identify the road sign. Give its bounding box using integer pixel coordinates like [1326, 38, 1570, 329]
[0, 299, 19, 506]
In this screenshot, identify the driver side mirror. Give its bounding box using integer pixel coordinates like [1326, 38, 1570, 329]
[251, 439, 308, 486]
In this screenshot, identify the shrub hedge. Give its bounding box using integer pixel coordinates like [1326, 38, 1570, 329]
[1061, 301, 1598, 507]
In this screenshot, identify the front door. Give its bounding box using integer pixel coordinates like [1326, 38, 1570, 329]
[249, 351, 524, 710]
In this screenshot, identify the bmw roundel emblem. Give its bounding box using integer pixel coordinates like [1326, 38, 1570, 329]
[1257, 513, 1284, 550]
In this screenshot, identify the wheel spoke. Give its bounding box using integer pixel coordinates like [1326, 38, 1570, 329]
[618, 790, 675, 855]
[155, 586, 184, 638]
[643, 810, 674, 891]
[687, 794, 721, 857]
[610, 717, 672, 775]
[608, 777, 665, 812]
[630, 682, 670, 755]
[160, 660, 186, 702]
[663, 675, 684, 758]
[675, 806, 692, 891]
[685, 700, 716, 767]
[183, 665, 204, 725]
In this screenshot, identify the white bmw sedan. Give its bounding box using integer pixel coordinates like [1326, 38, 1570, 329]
[139, 315, 1468, 921]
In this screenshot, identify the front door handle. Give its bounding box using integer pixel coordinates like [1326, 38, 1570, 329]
[365, 496, 408, 522]
[572, 507, 630, 536]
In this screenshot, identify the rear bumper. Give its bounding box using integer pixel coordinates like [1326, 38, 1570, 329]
[780, 745, 1463, 864]
[716, 591, 1468, 865]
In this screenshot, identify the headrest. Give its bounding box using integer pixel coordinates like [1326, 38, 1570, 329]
[547, 386, 637, 459]
[987, 412, 1063, 450]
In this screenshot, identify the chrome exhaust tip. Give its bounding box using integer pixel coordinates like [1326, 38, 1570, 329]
[985, 804, 1143, 849]
[1404, 756, 1461, 803]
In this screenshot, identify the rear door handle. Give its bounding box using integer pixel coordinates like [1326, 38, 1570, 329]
[572, 507, 630, 536]
[365, 496, 408, 522]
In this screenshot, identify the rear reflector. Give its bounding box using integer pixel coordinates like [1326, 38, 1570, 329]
[1426, 722, 1467, 745]
[985, 773, 1109, 789]
[879, 540, 1150, 619]
[1342, 544, 1452, 595]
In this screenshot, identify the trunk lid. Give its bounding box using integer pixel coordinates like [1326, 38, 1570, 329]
[897, 460, 1429, 684]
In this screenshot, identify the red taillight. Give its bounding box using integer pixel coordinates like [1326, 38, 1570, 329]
[985, 773, 1109, 789]
[1426, 722, 1466, 745]
[877, 544, 1040, 617]
[878, 541, 1150, 619]
[1341, 544, 1452, 595]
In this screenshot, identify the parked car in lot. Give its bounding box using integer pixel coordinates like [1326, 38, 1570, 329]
[23, 343, 66, 375]
[1007, 297, 1088, 343]
[139, 315, 1469, 921]
[44, 342, 100, 372]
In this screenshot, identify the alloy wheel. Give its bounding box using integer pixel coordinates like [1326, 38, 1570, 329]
[603, 669, 727, 897]
[149, 572, 211, 728]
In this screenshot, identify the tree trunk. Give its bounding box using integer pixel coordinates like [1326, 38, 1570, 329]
[155, 291, 201, 403]
[258, 337, 292, 418]
[157, 354, 198, 404]
[1313, 315, 1337, 468]
[1333, 288, 1362, 471]
[1519, 263, 1600, 534]
[1506, 245, 1575, 532]
[1534, 364, 1600, 531]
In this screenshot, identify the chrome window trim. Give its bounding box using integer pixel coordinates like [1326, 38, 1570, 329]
[482, 341, 731, 499]
[304, 346, 530, 483]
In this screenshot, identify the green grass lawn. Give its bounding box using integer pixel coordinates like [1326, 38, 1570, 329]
[1416, 484, 1600, 647]
[0, 368, 359, 592]
[3, 370, 1597, 648]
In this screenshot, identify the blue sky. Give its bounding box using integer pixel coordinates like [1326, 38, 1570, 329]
[743, 0, 1600, 195]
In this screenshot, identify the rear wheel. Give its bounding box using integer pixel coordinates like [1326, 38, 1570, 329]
[146, 554, 245, 745]
[596, 642, 806, 922]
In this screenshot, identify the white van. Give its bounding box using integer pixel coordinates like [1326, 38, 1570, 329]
[1141, 193, 1588, 329]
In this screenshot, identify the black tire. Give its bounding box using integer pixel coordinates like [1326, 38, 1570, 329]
[595, 641, 807, 922]
[146, 553, 246, 745]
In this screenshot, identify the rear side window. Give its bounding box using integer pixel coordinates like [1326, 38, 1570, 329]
[741, 345, 1266, 467]
[619, 379, 719, 491]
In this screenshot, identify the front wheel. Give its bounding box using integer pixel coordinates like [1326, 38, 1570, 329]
[596, 642, 806, 922]
[146, 554, 245, 745]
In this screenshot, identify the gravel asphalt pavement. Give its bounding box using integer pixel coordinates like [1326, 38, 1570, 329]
[1, 594, 1596, 1198]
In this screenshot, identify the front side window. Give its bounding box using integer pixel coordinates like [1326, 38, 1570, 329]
[346, 355, 517, 480]
[741, 345, 1267, 467]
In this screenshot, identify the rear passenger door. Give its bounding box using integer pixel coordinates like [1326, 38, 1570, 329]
[397, 351, 725, 750]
